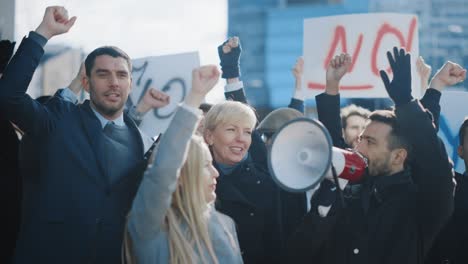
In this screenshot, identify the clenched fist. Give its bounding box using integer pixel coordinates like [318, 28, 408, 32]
[35, 6, 77, 40]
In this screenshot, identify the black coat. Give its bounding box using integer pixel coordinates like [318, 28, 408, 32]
[286, 101, 454, 264]
[221, 88, 306, 263]
[213, 132, 306, 264]
[425, 171, 468, 264]
[0, 118, 21, 263]
[214, 154, 283, 264]
[315, 93, 349, 149]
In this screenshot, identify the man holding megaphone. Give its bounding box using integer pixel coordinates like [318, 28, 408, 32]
[281, 47, 455, 264]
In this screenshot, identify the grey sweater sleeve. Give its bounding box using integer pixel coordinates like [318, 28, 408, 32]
[128, 105, 200, 241]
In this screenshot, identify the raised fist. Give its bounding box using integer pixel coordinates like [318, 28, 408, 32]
[136, 88, 170, 114]
[429, 61, 466, 91]
[326, 53, 352, 84]
[35, 6, 77, 40]
[217, 36, 241, 79]
[184, 65, 220, 108]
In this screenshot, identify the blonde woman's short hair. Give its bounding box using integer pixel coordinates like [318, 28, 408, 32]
[204, 101, 257, 132]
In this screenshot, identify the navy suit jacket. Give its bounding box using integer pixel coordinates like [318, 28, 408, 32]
[0, 36, 153, 263]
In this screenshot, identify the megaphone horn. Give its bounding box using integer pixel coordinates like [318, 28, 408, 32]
[268, 118, 368, 193]
[328, 147, 368, 183]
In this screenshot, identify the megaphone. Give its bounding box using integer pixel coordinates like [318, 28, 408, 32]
[268, 118, 368, 192]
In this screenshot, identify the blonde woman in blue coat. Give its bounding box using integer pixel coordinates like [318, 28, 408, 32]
[125, 65, 243, 264]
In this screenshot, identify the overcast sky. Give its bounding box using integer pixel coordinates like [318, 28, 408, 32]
[15, 0, 228, 103]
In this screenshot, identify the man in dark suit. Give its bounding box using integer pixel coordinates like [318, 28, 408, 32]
[0, 6, 154, 263]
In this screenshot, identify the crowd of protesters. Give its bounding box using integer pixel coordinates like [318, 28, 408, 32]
[1, 6, 467, 264]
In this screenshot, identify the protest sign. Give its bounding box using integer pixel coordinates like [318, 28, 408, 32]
[128, 52, 200, 137]
[303, 13, 420, 98]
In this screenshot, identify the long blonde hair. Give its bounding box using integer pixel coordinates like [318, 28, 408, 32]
[123, 135, 237, 264]
[166, 135, 217, 264]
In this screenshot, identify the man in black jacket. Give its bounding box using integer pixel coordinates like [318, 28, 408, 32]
[286, 47, 456, 264]
[426, 118, 468, 264]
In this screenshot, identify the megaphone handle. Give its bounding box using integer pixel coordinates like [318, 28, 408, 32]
[331, 164, 346, 208]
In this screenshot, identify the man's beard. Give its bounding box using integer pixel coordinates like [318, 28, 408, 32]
[368, 154, 392, 177]
[92, 100, 123, 117]
[89, 89, 126, 118]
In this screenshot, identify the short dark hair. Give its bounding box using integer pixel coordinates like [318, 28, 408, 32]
[341, 104, 371, 129]
[84, 46, 132, 77]
[368, 110, 412, 157]
[459, 118, 468, 146]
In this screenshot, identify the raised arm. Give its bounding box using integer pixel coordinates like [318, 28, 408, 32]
[218, 36, 248, 103]
[315, 53, 351, 148]
[416, 56, 437, 120]
[68, 62, 86, 96]
[127, 88, 170, 126]
[217, 36, 270, 165]
[380, 47, 455, 252]
[128, 65, 219, 241]
[288, 56, 305, 113]
[416, 56, 432, 94]
[0, 6, 76, 135]
[423, 61, 466, 130]
[54, 62, 86, 105]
